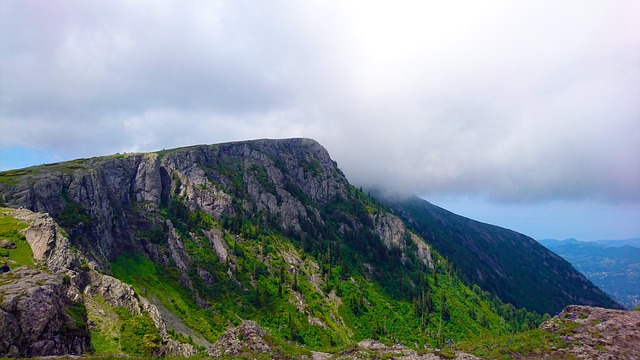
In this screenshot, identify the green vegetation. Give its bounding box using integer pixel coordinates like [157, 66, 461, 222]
[378, 193, 619, 314]
[116, 307, 161, 356]
[457, 328, 566, 359]
[0, 142, 562, 357]
[0, 168, 39, 186]
[86, 294, 124, 355]
[58, 191, 92, 228]
[109, 181, 544, 355]
[0, 208, 35, 267]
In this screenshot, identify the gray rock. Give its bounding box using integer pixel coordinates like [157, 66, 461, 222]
[208, 320, 271, 357]
[0, 267, 91, 357]
[0, 240, 16, 249]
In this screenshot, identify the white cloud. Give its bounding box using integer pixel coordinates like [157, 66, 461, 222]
[1, 0, 638, 210]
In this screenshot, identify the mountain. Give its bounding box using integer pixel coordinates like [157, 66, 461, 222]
[539, 238, 640, 309]
[592, 237, 640, 248]
[0, 138, 622, 357]
[374, 194, 621, 315]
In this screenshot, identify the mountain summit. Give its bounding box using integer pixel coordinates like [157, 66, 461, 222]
[0, 138, 620, 357]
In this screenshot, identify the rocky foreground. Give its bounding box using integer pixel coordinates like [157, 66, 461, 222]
[537, 305, 640, 360]
[0, 267, 90, 357]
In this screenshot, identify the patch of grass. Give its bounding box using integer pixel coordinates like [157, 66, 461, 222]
[85, 293, 123, 355]
[0, 170, 30, 186]
[91, 330, 120, 355]
[0, 209, 35, 267]
[111, 252, 222, 343]
[458, 328, 566, 359]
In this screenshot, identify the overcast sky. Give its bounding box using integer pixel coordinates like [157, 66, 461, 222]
[1, 1, 639, 241]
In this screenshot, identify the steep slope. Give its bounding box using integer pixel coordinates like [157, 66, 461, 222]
[539, 239, 640, 309]
[376, 194, 621, 314]
[0, 138, 590, 356]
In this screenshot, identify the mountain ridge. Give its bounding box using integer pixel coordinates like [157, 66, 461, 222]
[0, 138, 623, 357]
[372, 192, 621, 314]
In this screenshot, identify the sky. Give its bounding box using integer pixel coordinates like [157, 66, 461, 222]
[1, 0, 639, 241]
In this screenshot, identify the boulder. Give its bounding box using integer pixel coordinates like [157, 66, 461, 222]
[0, 267, 91, 357]
[208, 320, 271, 357]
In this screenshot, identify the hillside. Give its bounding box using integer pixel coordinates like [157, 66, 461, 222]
[374, 193, 621, 314]
[0, 138, 621, 357]
[539, 238, 640, 309]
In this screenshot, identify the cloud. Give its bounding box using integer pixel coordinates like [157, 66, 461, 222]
[1, 0, 639, 207]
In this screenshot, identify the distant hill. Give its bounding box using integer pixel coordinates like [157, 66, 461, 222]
[539, 238, 640, 309]
[592, 237, 640, 248]
[374, 193, 621, 315]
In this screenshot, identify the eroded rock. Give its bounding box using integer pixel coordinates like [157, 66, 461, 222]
[208, 320, 272, 357]
[0, 267, 91, 357]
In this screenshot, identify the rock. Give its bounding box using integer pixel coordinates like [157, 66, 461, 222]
[540, 305, 640, 359]
[0, 240, 16, 249]
[0, 267, 91, 357]
[16, 210, 81, 273]
[133, 153, 163, 210]
[208, 320, 272, 357]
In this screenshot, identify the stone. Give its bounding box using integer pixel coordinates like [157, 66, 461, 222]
[208, 320, 272, 357]
[0, 267, 91, 357]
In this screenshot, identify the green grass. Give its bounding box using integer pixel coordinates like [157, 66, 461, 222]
[91, 330, 121, 355]
[111, 252, 223, 343]
[457, 328, 567, 359]
[0, 169, 32, 186]
[0, 208, 35, 267]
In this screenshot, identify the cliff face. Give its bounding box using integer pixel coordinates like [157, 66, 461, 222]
[1, 138, 431, 357]
[0, 138, 623, 358]
[0, 139, 355, 267]
[0, 268, 90, 357]
[0, 207, 197, 358]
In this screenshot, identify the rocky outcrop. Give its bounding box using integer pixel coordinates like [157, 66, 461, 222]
[371, 212, 435, 268]
[0, 139, 350, 268]
[208, 320, 272, 357]
[540, 305, 640, 359]
[0, 207, 196, 358]
[13, 209, 83, 273]
[0, 267, 91, 357]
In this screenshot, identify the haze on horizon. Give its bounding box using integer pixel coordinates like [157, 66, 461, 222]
[1, 1, 639, 241]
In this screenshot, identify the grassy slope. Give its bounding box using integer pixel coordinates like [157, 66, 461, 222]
[110, 202, 538, 356]
[0, 208, 36, 268]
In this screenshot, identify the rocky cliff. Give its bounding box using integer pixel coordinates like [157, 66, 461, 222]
[1, 139, 436, 356]
[0, 207, 196, 357]
[0, 267, 90, 357]
[0, 138, 624, 358]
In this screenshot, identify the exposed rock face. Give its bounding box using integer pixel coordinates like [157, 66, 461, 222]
[0, 267, 91, 357]
[371, 212, 434, 268]
[13, 209, 83, 273]
[540, 305, 640, 359]
[208, 320, 272, 357]
[0, 139, 353, 269]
